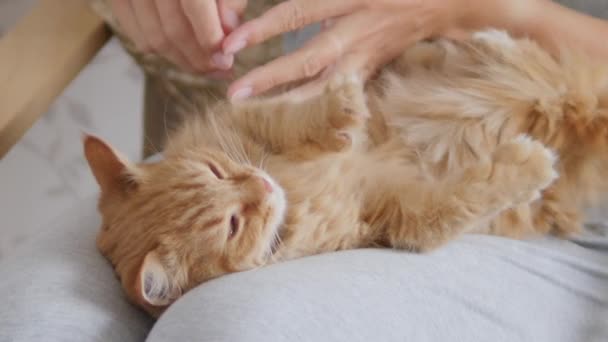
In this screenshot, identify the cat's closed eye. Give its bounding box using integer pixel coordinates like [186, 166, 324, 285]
[208, 163, 224, 179]
[229, 214, 240, 239]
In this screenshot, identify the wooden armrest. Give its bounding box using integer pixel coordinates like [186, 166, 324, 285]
[0, 0, 111, 158]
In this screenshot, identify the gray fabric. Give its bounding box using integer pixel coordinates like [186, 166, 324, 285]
[0, 197, 152, 342]
[556, 0, 608, 18]
[149, 235, 608, 342]
[0, 194, 607, 342]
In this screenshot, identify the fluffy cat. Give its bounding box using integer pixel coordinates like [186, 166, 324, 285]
[84, 30, 608, 317]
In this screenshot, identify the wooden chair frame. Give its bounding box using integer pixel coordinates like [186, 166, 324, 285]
[0, 0, 110, 158]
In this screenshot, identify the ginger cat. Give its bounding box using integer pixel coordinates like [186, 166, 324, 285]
[84, 30, 608, 317]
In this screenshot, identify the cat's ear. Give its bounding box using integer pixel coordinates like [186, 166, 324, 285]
[137, 251, 182, 307]
[83, 134, 139, 194]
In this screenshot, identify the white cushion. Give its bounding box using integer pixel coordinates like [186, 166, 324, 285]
[0, 196, 152, 342]
[150, 236, 608, 342]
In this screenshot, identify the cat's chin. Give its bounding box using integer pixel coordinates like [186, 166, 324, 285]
[257, 171, 287, 242]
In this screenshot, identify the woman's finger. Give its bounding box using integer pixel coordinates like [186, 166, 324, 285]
[281, 76, 330, 102]
[227, 15, 365, 100]
[223, 0, 361, 55]
[335, 21, 421, 82]
[181, 0, 225, 50]
[181, 0, 233, 70]
[131, 0, 188, 67]
[332, 51, 375, 82]
[109, 0, 148, 51]
[218, 0, 248, 33]
[227, 34, 341, 99]
[155, 0, 212, 72]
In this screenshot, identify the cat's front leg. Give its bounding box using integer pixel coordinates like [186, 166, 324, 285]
[234, 75, 370, 158]
[309, 75, 371, 153]
[385, 136, 558, 251]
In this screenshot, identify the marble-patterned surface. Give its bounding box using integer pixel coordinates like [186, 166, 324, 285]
[0, 1, 143, 260]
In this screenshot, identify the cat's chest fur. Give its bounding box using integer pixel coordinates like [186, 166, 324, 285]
[266, 153, 374, 260]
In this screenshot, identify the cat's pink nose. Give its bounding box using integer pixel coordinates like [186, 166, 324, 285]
[260, 177, 273, 193]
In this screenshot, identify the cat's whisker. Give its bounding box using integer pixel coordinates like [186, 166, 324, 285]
[201, 104, 252, 166]
[235, 135, 251, 165]
[215, 122, 250, 166]
[223, 132, 239, 161]
[265, 228, 284, 263]
[143, 134, 162, 157]
[233, 136, 247, 164]
[258, 152, 269, 171]
[162, 98, 171, 146]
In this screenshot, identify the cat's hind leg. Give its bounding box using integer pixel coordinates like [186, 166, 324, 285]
[384, 136, 558, 251]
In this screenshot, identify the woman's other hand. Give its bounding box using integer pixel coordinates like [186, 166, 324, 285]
[222, 0, 540, 100]
[109, 0, 247, 75]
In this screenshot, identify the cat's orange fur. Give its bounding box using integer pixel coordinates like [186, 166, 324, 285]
[84, 31, 608, 317]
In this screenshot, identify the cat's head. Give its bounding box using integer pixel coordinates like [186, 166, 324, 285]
[83, 135, 286, 316]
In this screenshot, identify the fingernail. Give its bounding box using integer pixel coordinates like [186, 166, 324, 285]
[322, 19, 334, 30]
[230, 87, 252, 101]
[223, 9, 240, 31]
[211, 53, 234, 70]
[224, 32, 248, 55]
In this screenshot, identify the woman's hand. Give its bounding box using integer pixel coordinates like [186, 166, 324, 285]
[109, 0, 247, 75]
[222, 0, 482, 100]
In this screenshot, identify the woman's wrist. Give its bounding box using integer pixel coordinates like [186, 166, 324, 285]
[456, 0, 547, 38]
[466, 0, 608, 59]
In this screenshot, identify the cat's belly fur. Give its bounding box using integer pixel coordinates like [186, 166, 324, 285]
[267, 153, 375, 261]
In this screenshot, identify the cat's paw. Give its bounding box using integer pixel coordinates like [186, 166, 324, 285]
[491, 135, 559, 204]
[531, 186, 583, 237]
[327, 74, 369, 119]
[472, 29, 516, 49]
[535, 198, 583, 237]
[317, 74, 369, 151]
